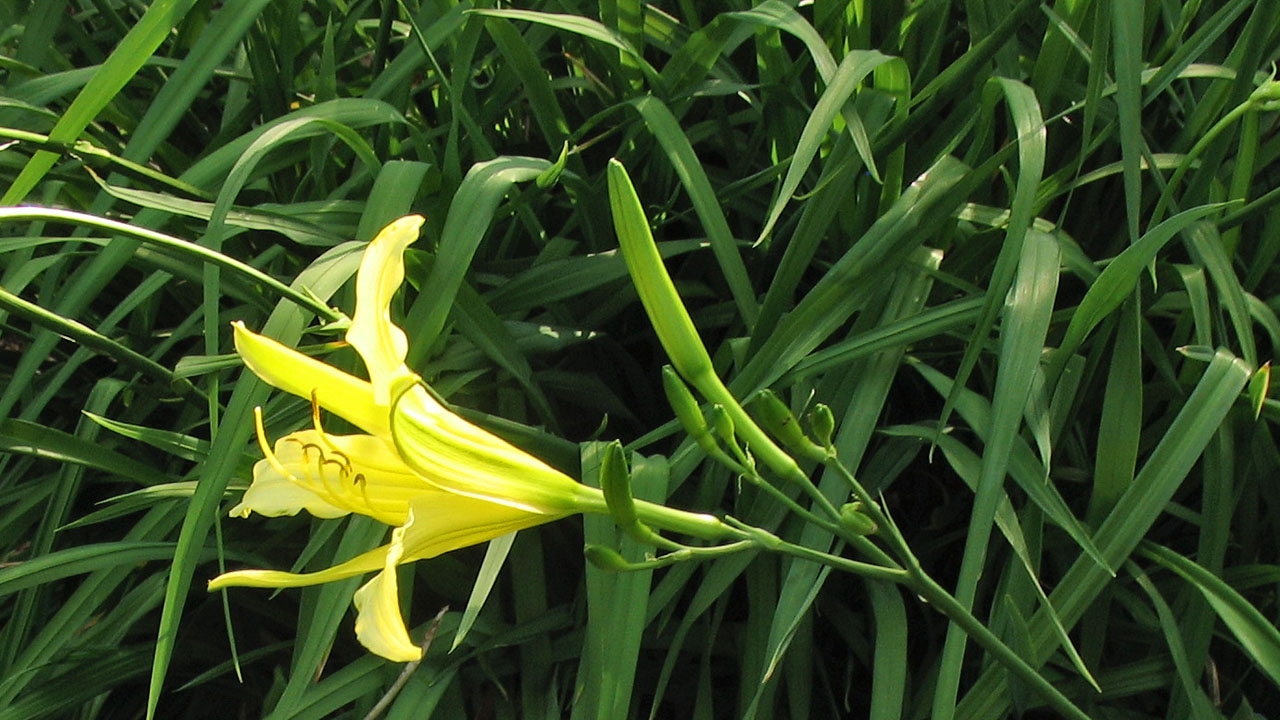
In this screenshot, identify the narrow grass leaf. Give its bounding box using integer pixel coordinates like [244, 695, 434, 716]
[736, 156, 970, 395]
[1140, 542, 1280, 688]
[1110, 0, 1145, 245]
[469, 9, 659, 84]
[2, 0, 200, 204]
[756, 50, 897, 243]
[451, 532, 516, 652]
[1184, 222, 1257, 366]
[936, 78, 1046, 442]
[405, 156, 552, 360]
[0, 542, 179, 597]
[956, 350, 1251, 718]
[1127, 562, 1229, 718]
[485, 18, 571, 148]
[628, 96, 758, 325]
[0, 418, 169, 485]
[1052, 203, 1229, 377]
[936, 230, 1063, 720]
[868, 581, 908, 720]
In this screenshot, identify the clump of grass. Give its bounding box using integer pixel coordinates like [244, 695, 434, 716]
[1, 2, 1279, 719]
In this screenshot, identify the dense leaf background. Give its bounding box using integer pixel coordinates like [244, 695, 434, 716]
[1, 1, 1279, 718]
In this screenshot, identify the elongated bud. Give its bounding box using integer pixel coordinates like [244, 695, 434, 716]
[707, 403, 734, 445]
[599, 441, 672, 548]
[663, 365, 718, 453]
[600, 441, 640, 529]
[608, 159, 717, 381]
[584, 544, 633, 572]
[707, 403, 751, 468]
[839, 502, 878, 535]
[751, 389, 826, 463]
[811, 403, 835, 449]
[608, 158, 807, 487]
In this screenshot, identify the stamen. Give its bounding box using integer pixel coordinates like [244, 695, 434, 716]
[320, 455, 352, 503]
[255, 408, 303, 487]
[310, 388, 340, 455]
[353, 472, 374, 512]
[294, 441, 346, 509]
[254, 407, 351, 512]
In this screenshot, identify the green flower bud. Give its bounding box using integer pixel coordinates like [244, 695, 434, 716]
[839, 502, 878, 536]
[584, 544, 633, 572]
[1249, 76, 1280, 110]
[751, 389, 825, 463]
[599, 442, 674, 547]
[707, 402, 735, 445]
[600, 441, 640, 529]
[663, 365, 716, 450]
[707, 403, 751, 468]
[609, 159, 717, 381]
[811, 403, 835, 449]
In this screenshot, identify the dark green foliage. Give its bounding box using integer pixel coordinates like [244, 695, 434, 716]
[1, 1, 1279, 718]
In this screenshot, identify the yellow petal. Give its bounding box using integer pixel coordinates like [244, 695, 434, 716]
[233, 322, 388, 437]
[302, 431, 430, 526]
[347, 215, 423, 407]
[392, 384, 600, 515]
[350, 494, 550, 662]
[230, 450, 349, 520]
[353, 526, 421, 662]
[395, 492, 552, 563]
[232, 427, 434, 523]
[208, 544, 389, 591]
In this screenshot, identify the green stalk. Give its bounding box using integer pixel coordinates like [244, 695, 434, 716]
[754, 528, 1092, 720]
[629, 498, 741, 543]
[1150, 78, 1280, 224]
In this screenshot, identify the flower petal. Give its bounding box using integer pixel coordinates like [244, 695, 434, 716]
[396, 491, 552, 563]
[353, 526, 421, 662]
[230, 451, 349, 520]
[233, 322, 388, 437]
[208, 544, 389, 591]
[392, 384, 600, 515]
[347, 215, 423, 407]
[350, 493, 551, 662]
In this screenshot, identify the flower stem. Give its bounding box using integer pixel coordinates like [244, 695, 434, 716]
[630, 497, 740, 542]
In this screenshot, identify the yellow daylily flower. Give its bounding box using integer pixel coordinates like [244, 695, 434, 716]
[210, 215, 729, 662]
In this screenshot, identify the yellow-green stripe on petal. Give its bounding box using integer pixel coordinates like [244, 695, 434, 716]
[391, 385, 601, 515]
